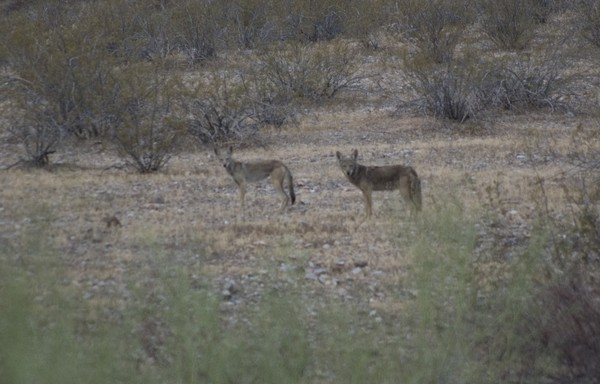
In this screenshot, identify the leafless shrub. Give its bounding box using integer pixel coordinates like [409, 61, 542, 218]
[172, 1, 223, 64]
[486, 51, 584, 113]
[112, 69, 184, 173]
[477, 0, 541, 50]
[577, 0, 600, 47]
[228, 0, 279, 49]
[256, 41, 364, 103]
[401, 52, 491, 122]
[8, 123, 61, 168]
[6, 4, 183, 140]
[185, 71, 258, 145]
[251, 90, 298, 129]
[531, 277, 600, 382]
[1, 9, 120, 164]
[304, 8, 345, 42]
[392, 0, 473, 63]
[2, 73, 60, 168]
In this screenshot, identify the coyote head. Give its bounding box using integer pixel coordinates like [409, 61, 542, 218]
[336, 149, 359, 177]
[214, 146, 233, 169]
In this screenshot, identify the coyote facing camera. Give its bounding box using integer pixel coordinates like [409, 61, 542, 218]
[214, 147, 296, 212]
[336, 149, 422, 219]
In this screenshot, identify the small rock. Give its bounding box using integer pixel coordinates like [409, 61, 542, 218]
[222, 289, 232, 301]
[371, 270, 384, 277]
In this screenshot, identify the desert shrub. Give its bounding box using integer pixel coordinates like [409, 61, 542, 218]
[391, 0, 473, 63]
[170, 0, 225, 64]
[528, 0, 574, 23]
[7, 119, 61, 168]
[112, 67, 185, 173]
[283, 0, 347, 42]
[82, 0, 171, 62]
[256, 41, 364, 103]
[1, 5, 120, 165]
[185, 70, 259, 145]
[487, 51, 582, 112]
[477, 0, 542, 50]
[514, 224, 600, 382]
[251, 87, 298, 129]
[578, 0, 600, 47]
[226, 0, 278, 49]
[401, 52, 491, 121]
[533, 276, 600, 381]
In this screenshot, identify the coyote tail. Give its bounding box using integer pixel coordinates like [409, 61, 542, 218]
[411, 169, 422, 212]
[287, 167, 296, 205]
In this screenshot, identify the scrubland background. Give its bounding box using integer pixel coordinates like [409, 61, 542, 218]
[1, 0, 599, 383]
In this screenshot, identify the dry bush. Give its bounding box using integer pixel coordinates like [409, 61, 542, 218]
[171, 0, 224, 64]
[401, 52, 491, 122]
[487, 51, 583, 113]
[7, 122, 60, 168]
[528, 276, 600, 382]
[391, 0, 473, 63]
[112, 68, 185, 173]
[477, 0, 542, 50]
[3, 10, 98, 136]
[517, 131, 600, 380]
[577, 0, 600, 47]
[185, 71, 259, 146]
[250, 87, 298, 129]
[1, 4, 120, 165]
[256, 41, 365, 103]
[284, 0, 347, 42]
[227, 0, 280, 49]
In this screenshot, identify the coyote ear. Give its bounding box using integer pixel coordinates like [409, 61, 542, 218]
[351, 149, 358, 160]
[336, 151, 342, 160]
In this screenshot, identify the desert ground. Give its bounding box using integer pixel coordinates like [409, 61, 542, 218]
[1, 106, 594, 306]
[1, 99, 599, 381]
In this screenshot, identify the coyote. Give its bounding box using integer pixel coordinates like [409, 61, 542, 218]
[214, 147, 296, 212]
[336, 149, 422, 219]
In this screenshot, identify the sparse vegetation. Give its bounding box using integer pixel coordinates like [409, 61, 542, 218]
[477, 0, 541, 50]
[1, 1, 599, 383]
[400, 49, 492, 121]
[392, 0, 473, 63]
[255, 41, 365, 103]
[112, 67, 184, 173]
[578, 0, 600, 47]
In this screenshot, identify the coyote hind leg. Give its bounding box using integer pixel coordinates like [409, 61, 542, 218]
[237, 181, 247, 211]
[272, 174, 289, 213]
[362, 189, 373, 219]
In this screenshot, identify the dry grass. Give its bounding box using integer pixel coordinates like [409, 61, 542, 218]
[2, 94, 599, 383]
[1, 111, 592, 304]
